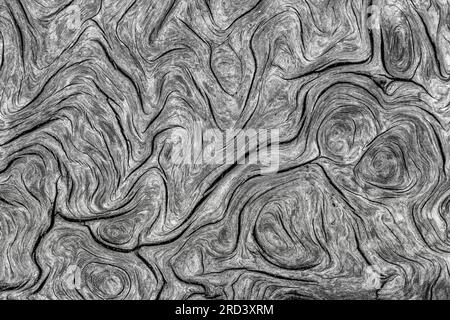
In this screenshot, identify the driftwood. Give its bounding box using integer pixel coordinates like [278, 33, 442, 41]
[0, 0, 449, 300]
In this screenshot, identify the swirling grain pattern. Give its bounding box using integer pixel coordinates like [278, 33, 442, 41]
[0, 0, 450, 300]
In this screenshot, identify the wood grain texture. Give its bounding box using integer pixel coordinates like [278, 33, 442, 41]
[0, 0, 450, 300]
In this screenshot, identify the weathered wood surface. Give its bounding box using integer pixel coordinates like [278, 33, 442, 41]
[0, 0, 450, 299]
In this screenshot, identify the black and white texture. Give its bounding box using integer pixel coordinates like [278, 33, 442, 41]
[0, 0, 450, 300]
